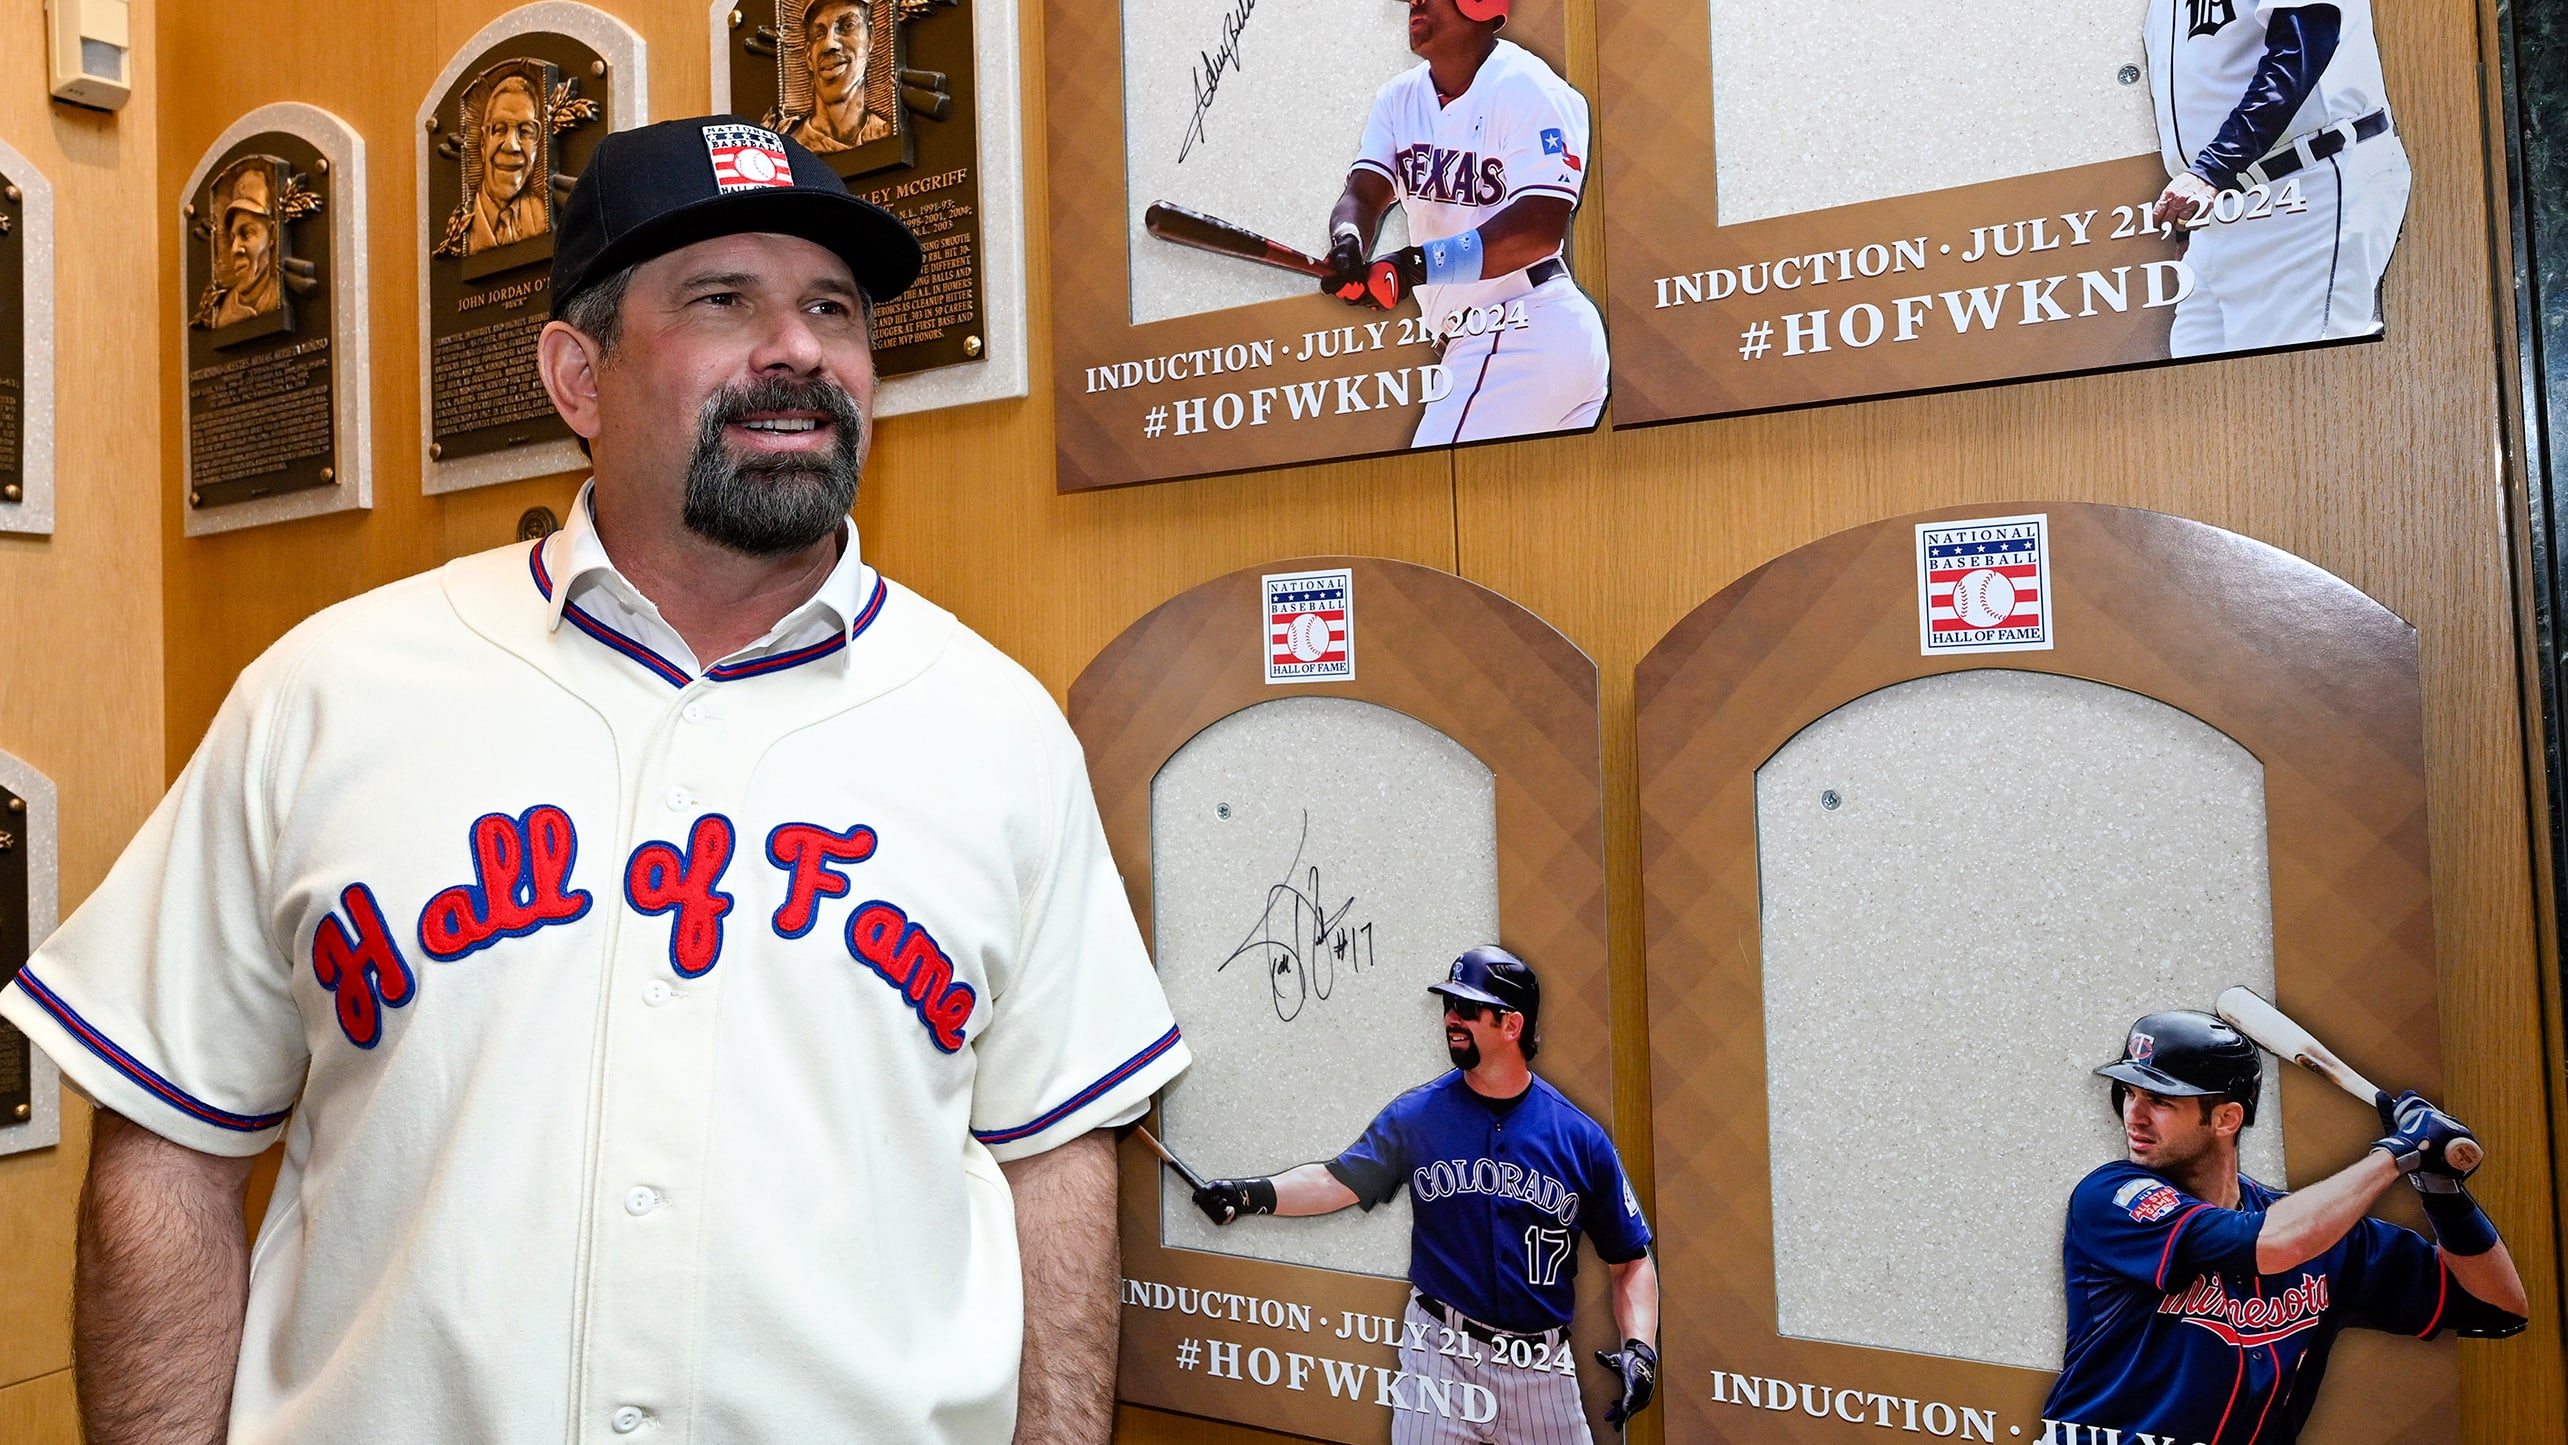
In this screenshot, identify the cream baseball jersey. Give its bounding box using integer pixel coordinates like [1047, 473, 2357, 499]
[1351, 39, 1588, 331]
[2146, 0, 2388, 178]
[0, 493, 1189, 1443]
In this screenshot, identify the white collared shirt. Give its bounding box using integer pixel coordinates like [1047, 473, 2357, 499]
[3, 513, 1188, 1443]
[545, 479, 876, 680]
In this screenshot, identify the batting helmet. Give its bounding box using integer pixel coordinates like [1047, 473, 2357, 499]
[1453, 0, 1509, 24]
[1429, 945, 1539, 1032]
[2096, 1010, 2262, 1127]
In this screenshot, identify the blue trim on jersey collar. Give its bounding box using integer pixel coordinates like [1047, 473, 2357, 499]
[529, 538, 889, 689]
[12, 968, 293, 1133]
[974, 1024, 1184, 1146]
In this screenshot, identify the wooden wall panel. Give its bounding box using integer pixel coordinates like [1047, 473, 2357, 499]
[0, 1368, 79, 1445]
[143, 0, 2561, 1444]
[0, 0, 164, 1399]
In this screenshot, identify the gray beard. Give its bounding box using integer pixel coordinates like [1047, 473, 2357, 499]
[682, 375, 867, 556]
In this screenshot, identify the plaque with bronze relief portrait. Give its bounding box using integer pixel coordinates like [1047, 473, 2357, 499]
[420, 4, 641, 494]
[183, 134, 336, 510]
[723, 0, 989, 380]
[0, 165, 24, 512]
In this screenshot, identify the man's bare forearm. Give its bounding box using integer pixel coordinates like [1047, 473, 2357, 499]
[76, 1109, 258, 1445]
[1002, 1130, 1119, 1445]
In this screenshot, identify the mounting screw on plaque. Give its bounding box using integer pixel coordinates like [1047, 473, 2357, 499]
[188, 489, 203, 507]
[2, 485, 20, 503]
[2118, 64, 2141, 84]
[1820, 789, 1842, 810]
[965, 336, 984, 358]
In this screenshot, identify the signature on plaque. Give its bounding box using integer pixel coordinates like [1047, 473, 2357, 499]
[1219, 810, 1377, 1023]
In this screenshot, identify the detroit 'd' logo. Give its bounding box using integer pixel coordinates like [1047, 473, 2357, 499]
[1392, 144, 1507, 207]
[2159, 1271, 2331, 1347]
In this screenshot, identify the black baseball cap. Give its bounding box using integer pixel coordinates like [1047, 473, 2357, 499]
[550, 116, 922, 319]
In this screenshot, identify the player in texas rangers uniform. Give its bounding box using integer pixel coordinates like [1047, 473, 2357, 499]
[1318, 0, 1609, 448]
[2144, 0, 2412, 356]
[2043, 1011, 2526, 1443]
[0, 118, 1187, 1445]
[1193, 948, 1659, 1443]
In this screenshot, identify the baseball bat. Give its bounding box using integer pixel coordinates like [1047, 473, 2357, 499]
[1143, 202, 1335, 279]
[2215, 986, 2484, 1173]
[1133, 1123, 1211, 1191]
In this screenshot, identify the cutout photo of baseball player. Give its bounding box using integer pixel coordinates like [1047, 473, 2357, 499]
[1192, 947, 1660, 1443]
[2145, 0, 2411, 356]
[1318, 0, 1609, 447]
[2044, 1011, 2526, 1443]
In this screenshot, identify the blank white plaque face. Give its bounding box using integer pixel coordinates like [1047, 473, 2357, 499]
[1754, 670, 2284, 1370]
[1122, 0, 1414, 324]
[1707, 0, 2158, 225]
[1151, 697, 1499, 1276]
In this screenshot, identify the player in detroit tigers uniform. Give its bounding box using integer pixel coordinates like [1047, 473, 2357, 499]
[0, 118, 1188, 1444]
[1319, 0, 1608, 448]
[2144, 0, 2411, 357]
[2043, 1012, 2524, 1443]
[1192, 948, 1658, 1444]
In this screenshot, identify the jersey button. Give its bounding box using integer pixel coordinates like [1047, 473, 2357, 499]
[610, 1405, 647, 1434]
[665, 786, 693, 811]
[681, 702, 711, 724]
[643, 980, 673, 1007]
[624, 1186, 660, 1216]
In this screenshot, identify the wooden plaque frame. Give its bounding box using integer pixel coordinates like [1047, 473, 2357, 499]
[1070, 556, 1617, 1442]
[1634, 502, 2455, 1441]
[1042, 3, 1576, 491]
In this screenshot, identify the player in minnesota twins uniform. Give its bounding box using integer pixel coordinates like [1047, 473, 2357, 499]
[1318, 0, 1609, 448]
[2043, 1011, 2526, 1443]
[1192, 947, 1658, 1443]
[2144, 0, 2411, 356]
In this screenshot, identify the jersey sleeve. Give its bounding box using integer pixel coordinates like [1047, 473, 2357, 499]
[0, 655, 315, 1157]
[1350, 75, 1402, 189]
[965, 701, 1188, 1163]
[1326, 1102, 1411, 1209]
[1577, 1128, 1653, 1265]
[2063, 1165, 2263, 1289]
[1490, 65, 1589, 208]
[2340, 1218, 2530, 1339]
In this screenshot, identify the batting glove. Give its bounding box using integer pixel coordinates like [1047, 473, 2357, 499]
[2373, 1097, 2477, 1177]
[1364, 247, 1428, 310]
[1192, 1177, 1277, 1226]
[1320, 228, 1370, 304]
[1593, 1338, 1657, 1425]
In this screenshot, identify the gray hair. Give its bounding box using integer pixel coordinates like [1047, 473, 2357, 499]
[557, 261, 877, 362]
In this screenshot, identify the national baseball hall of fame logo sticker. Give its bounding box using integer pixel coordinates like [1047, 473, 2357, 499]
[1917, 513, 2054, 655]
[1264, 569, 1353, 685]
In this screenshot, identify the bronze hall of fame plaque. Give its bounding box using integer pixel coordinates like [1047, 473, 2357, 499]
[0, 135, 53, 536]
[0, 748, 57, 1157]
[183, 135, 336, 512]
[723, 0, 987, 379]
[0, 166, 24, 514]
[420, 4, 642, 494]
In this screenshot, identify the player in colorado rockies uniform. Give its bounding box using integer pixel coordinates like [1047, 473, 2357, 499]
[2144, 0, 2411, 356]
[2044, 1012, 2525, 1444]
[1192, 947, 1658, 1444]
[1318, 0, 1609, 448]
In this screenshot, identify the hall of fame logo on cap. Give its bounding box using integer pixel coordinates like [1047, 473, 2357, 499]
[1263, 568, 1353, 685]
[703, 124, 796, 192]
[1917, 512, 2054, 656]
